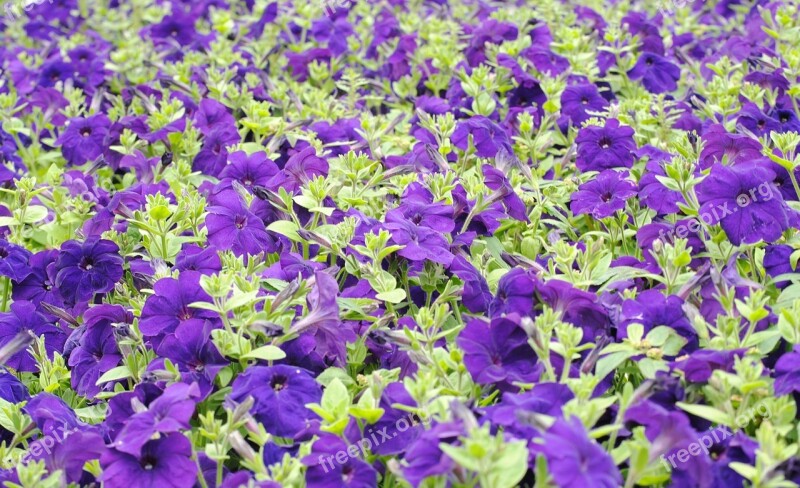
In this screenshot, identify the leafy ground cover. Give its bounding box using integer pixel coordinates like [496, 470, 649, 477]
[0, 0, 800, 487]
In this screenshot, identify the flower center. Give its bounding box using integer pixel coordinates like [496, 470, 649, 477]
[234, 215, 247, 229]
[600, 192, 613, 202]
[598, 137, 612, 149]
[79, 257, 94, 270]
[270, 374, 288, 391]
[80, 127, 92, 137]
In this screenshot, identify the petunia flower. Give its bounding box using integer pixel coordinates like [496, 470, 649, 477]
[619, 289, 698, 353]
[559, 83, 609, 129]
[289, 271, 355, 366]
[531, 417, 622, 488]
[451, 117, 513, 158]
[575, 119, 636, 172]
[400, 422, 465, 488]
[0, 238, 32, 282]
[228, 365, 322, 439]
[67, 304, 129, 398]
[54, 237, 123, 306]
[695, 161, 794, 245]
[489, 267, 538, 317]
[774, 346, 800, 397]
[303, 434, 379, 488]
[218, 150, 279, 191]
[699, 125, 764, 169]
[457, 314, 539, 390]
[571, 170, 637, 218]
[100, 433, 197, 488]
[55, 114, 111, 166]
[0, 301, 66, 372]
[763, 244, 797, 289]
[205, 190, 278, 257]
[628, 52, 681, 94]
[113, 382, 200, 457]
[138, 271, 218, 345]
[156, 320, 227, 398]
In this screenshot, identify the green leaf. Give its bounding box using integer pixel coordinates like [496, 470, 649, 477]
[21, 206, 49, 224]
[320, 378, 351, 416]
[595, 351, 635, 379]
[375, 288, 406, 304]
[267, 220, 302, 242]
[96, 365, 132, 386]
[676, 402, 731, 426]
[241, 345, 286, 362]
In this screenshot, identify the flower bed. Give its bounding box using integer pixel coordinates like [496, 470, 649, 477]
[0, 0, 799, 487]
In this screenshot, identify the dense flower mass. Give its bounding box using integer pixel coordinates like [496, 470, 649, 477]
[1, 0, 800, 487]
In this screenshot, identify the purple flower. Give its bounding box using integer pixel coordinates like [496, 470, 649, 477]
[774, 346, 800, 397]
[457, 314, 539, 390]
[571, 170, 637, 219]
[218, 150, 279, 191]
[0, 371, 29, 403]
[451, 117, 513, 158]
[56, 114, 111, 166]
[638, 155, 685, 214]
[489, 267, 537, 317]
[763, 244, 797, 289]
[138, 271, 217, 343]
[206, 190, 278, 257]
[625, 400, 713, 486]
[672, 349, 746, 383]
[174, 244, 222, 274]
[228, 365, 322, 439]
[266, 146, 328, 193]
[449, 255, 491, 314]
[531, 417, 622, 488]
[113, 382, 200, 456]
[483, 383, 573, 441]
[100, 433, 197, 488]
[523, 47, 570, 76]
[619, 290, 697, 353]
[699, 125, 764, 169]
[628, 53, 681, 93]
[157, 320, 227, 398]
[401, 422, 464, 487]
[67, 304, 129, 397]
[24, 392, 84, 435]
[695, 161, 793, 245]
[575, 119, 636, 172]
[737, 103, 781, 136]
[0, 239, 32, 282]
[384, 215, 454, 266]
[289, 271, 355, 366]
[483, 164, 528, 221]
[0, 301, 66, 372]
[464, 20, 517, 67]
[303, 434, 379, 488]
[559, 83, 609, 128]
[193, 99, 237, 136]
[54, 237, 123, 306]
[149, 13, 197, 46]
[193, 127, 240, 177]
